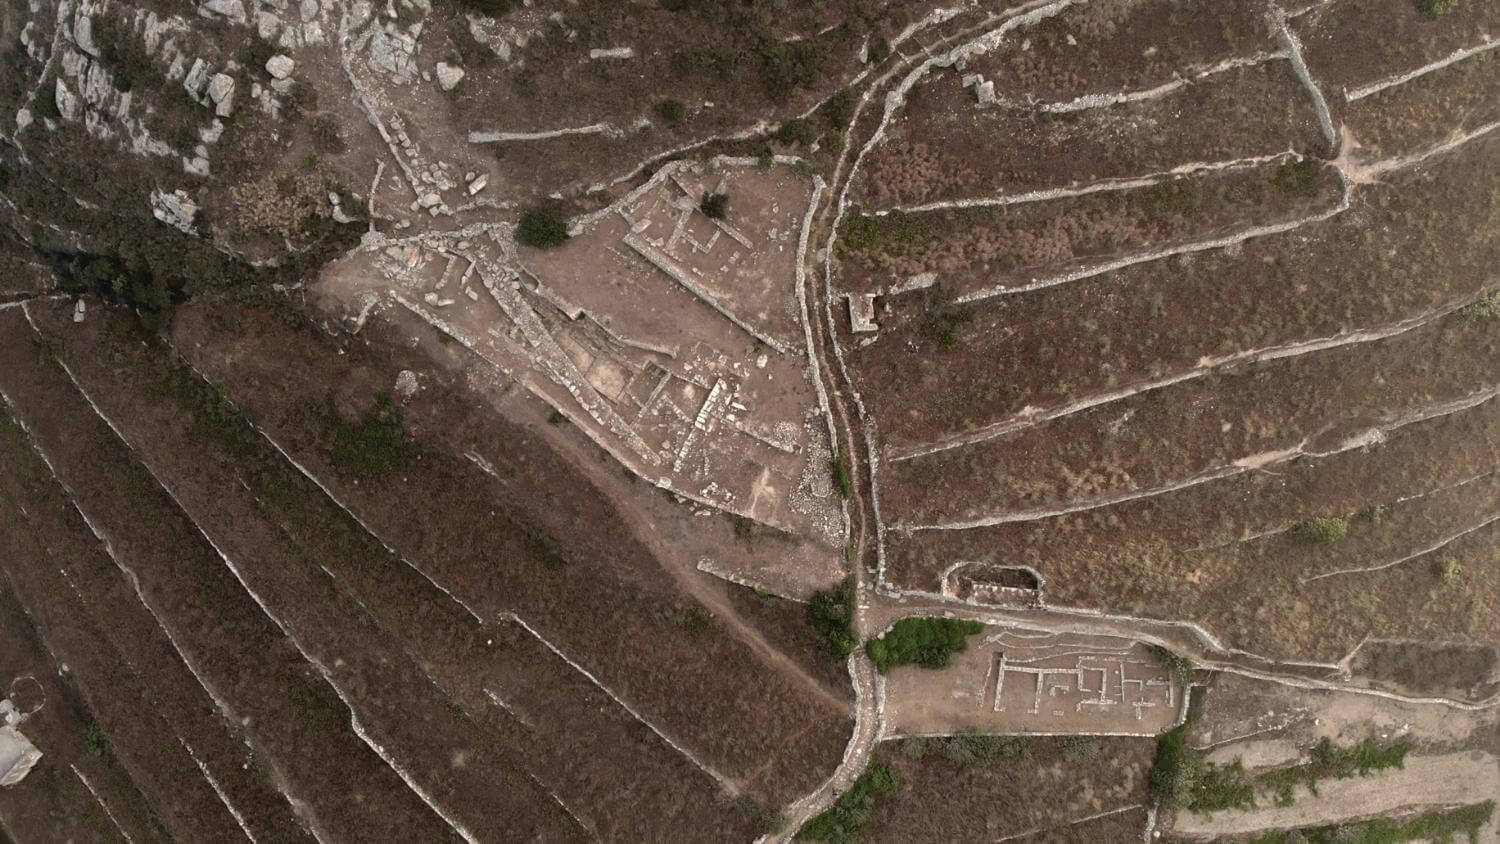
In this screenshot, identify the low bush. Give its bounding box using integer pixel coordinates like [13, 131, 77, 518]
[1148, 644, 1195, 688]
[1291, 516, 1348, 545]
[1272, 158, 1324, 197]
[1457, 290, 1500, 320]
[833, 451, 852, 499]
[700, 191, 729, 220]
[796, 763, 897, 841]
[940, 732, 1033, 767]
[837, 209, 930, 261]
[821, 88, 856, 129]
[516, 210, 570, 249]
[774, 117, 818, 147]
[1249, 800, 1492, 843]
[323, 392, 417, 478]
[1415, 0, 1460, 18]
[1143, 177, 1202, 217]
[807, 577, 856, 660]
[865, 617, 984, 673]
[657, 98, 686, 126]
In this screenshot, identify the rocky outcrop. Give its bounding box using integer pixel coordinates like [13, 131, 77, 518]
[54, 79, 81, 121]
[435, 62, 464, 91]
[206, 72, 235, 117]
[200, 0, 247, 24]
[265, 54, 294, 79]
[150, 189, 199, 234]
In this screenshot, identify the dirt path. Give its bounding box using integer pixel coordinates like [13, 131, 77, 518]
[1170, 751, 1500, 837]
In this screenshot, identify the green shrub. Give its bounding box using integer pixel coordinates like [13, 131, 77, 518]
[1357, 503, 1390, 523]
[1060, 735, 1100, 763]
[1272, 159, 1324, 197]
[1148, 644, 1195, 688]
[758, 37, 828, 103]
[736, 797, 787, 835]
[865, 617, 984, 673]
[699, 191, 729, 220]
[1435, 557, 1462, 583]
[516, 210, 570, 249]
[1143, 177, 1202, 216]
[1291, 516, 1348, 545]
[83, 718, 112, 761]
[1150, 726, 1200, 807]
[657, 98, 686, 126]
[670, 606, 714, 637]
[324, 392, 416, 478]
[774, 117, 818, 147]
[796, 763, 897, 841]
[821, 88, 856, 128]
[867, 35, 891, 63]
[941, 732, 1032, 767]
[756, 151, 775, 170]
[1457, 290, 1500, 320]
[1415, 0, 1460, 17]
[837, 210, 930, 260]
[833, 452, 852, 499]
[1249, 800, 1493, 844]
[808, 577, 856, 660]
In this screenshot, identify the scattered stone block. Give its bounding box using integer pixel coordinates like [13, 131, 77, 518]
[206, 73, 236, 117]
[435, 61, 464, 91]
[54, 79, 80, 121]
[588, 47, 634, 60]
[265, 54, 294, 78]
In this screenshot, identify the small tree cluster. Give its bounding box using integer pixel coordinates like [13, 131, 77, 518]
[699, 191, 729, 220]
[807, 578, 856, 660]
[865, 617, 984, 673]
[796, 764, 896, 841]
[1415, 0, 1459, 17]
[1290, 516, 1349, 545]
[516, 209, 570, 249]
[657, 98, 686, 126]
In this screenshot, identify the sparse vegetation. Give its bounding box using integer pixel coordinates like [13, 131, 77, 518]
[821, 88, 856, 129]
[700, 191, 729, 220]
[836, 209, 930, 261]
[939, 731, 1034, 767]
[865, 617, 984, 674]
[1457, 290, 1500, 320]
[1143, 177, 1202, 217]
[1434, 557, 1462, 583]
[657, 98, 686, 126]
[736, 797, 788, 835]
[1414, 0, 1460, 18]
[1272, 158, 1324, 197]
[1249, 800, 1493, 844]
[796, 763, 897, 841]
[517, 210, 570, 249]
[833, 451, 852, 499]
[756, 151, 775, 170]
[83, 716, 112, 761]
[807, 577, 856, 660]
[774, 118, 818, 147]
[546, 409, 568, 425]
[1291, 516, 1349, 545]
[1357, 503, 1391, 524]
[1148, 644, 1195, 688]
[323, 392, 417, 478]
[670, 606, 715, 637]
